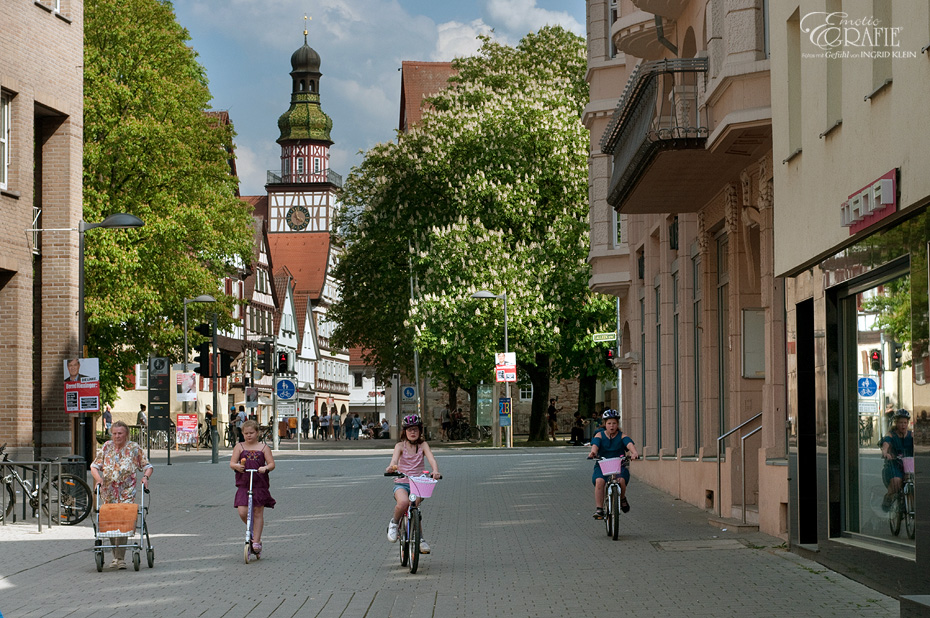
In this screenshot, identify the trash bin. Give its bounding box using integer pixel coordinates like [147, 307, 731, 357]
[58, 455, 86, 482]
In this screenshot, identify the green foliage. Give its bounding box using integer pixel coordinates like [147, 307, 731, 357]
[331, 27, 615, 434]
[84, 0, 254, 402]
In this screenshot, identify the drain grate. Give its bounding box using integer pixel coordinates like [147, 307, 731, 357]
[652, 539, 748, 551]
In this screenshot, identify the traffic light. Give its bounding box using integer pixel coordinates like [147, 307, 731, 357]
[277, 350, 288, 374]
[217, 352, 234, 378]
[604, 348, 617, 368]
[869, 349, 882, 372]
[890, 341, 904, 370]
[193, 322, 213, 339]
[193, 342, 212, 376]
[257, 342, 272, 372]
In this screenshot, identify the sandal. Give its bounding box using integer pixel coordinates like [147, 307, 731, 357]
[620, 497, 630, 513]
[593, 508, 605, 520]
[251, 541, 262, 555]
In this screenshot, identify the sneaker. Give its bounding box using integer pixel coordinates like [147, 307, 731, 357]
[593, 508, 605, 520]
[387, 521, 398, 543]
[419, 539, 431, 554]
[882, 495, 893, 512]
[620, 497, 630, 513]
[116, 559, 127, 570]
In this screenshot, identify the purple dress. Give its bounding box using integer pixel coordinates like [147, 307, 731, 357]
[234, 449, 276, 508]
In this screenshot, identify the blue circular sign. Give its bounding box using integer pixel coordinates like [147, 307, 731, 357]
[276, 379, 296, 400]
[857, 377, 878, 398]
[402, 386, 416, 400]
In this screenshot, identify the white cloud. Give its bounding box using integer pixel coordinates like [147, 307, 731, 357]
[432, 19, 495, 61]
[483, 0, 584, 37]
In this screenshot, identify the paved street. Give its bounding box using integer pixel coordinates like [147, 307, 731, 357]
[1, 444, 898, 618]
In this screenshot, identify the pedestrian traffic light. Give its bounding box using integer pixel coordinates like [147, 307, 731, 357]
[277, 350, 288, 374]
[604, 348, 616, 368]
[869, 349, 882, 372]
[193, 322, 213, 339]
[257, 342, 273, 372]
[217, 352, 234, 378]
[193, 342, 212, 376]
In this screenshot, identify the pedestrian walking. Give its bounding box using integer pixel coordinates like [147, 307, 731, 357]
[301, 415, 310, 440]
[332, 412, 341, 441]
[102, 404, 113, 435]
[311, 413, 320, 439]
[320, 412, 330, 441]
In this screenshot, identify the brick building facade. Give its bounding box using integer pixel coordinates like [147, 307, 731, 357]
[0, 0, 84, 460]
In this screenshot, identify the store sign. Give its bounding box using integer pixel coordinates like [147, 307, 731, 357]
[841, 169, 896, 235]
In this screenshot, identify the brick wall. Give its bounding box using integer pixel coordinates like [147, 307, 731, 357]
[0, 0, 84, 459]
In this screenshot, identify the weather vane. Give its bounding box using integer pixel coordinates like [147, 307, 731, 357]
[304, 13, 311, 43]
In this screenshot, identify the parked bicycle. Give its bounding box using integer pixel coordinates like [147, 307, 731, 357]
[226, 423, 240, 448]
[589, 455, 631, 540]
[198, 423, 213, 449]
[1, 443, 92, 525]
[889, 455, 915, 539]
[468, 425, 492, 443]
[384, 471, 440, 573]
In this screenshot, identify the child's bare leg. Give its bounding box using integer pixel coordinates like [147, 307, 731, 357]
[393, 489, 410, 522]
[237, 505, 248, 523]
[252, 506, 265, 542]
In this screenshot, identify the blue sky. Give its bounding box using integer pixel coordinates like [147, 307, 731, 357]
[171, 0, 586, 196]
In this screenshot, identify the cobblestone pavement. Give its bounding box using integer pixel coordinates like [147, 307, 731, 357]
[0, 445, 898, 618]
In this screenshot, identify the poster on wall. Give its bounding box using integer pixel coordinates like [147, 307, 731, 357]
[63, 357, 100, 413]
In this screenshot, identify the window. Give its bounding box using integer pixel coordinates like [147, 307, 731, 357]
[519, 375, 533, 401]
[0, 92, 10, 189]
[655, 280, 662, 451]
[354, 372, 363, 388]
[135, 364, 148, 390]
[716, 233, 729, 445]
[672, 269, 680, 453]
[296, 157, 305, 175]
[608, 0, 619, 58]
[314, 158, 321, 174]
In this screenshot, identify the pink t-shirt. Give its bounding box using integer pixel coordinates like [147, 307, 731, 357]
[395, 441, 425, 483]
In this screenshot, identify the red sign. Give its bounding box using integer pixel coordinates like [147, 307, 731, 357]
[63, 357, 100, 414]
[176, 414, 198, 445]
[842, 169, 897, 235]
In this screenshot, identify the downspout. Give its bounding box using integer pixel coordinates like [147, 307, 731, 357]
[655, 15, 678, 56]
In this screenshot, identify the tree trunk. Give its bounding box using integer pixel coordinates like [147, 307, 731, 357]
[467, 384, 478, 424]
[577, 372, 597, 419]
[525, 352, 550, 441]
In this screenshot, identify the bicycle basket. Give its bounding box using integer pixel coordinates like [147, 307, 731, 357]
[902, 457, 915, 475]
[97, 503, 138, 536]
[598, 457, 624, 476]
[407, 476, 438, 498]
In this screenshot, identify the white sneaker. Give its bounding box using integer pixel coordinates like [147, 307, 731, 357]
[116, 559, 127, 570]
[419, 539, 430, 554]
[387, 521, 398, 543]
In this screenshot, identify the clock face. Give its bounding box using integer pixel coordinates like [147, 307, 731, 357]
[285, 205, 310, 231]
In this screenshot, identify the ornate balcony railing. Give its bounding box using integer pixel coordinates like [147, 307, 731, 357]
[600, 58, 708, 208]
[266, 168, 343, 188]
[316, 378, 349, 395]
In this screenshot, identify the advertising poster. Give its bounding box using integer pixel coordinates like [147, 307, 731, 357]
[498, 396, 512, 426]
[176, 414, 198, 445]
[176, 371, 197, 402]
[63, 357, 100, 413]
[495, 352, 517, 383]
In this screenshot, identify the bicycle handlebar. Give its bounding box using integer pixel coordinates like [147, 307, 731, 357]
[384, 471, 443, 479]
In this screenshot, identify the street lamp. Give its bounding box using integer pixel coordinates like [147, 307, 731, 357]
[472, 290, 511, 448]
[78, 213, 145, 464]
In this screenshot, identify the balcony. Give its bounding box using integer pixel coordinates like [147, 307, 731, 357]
[631, 0, 687, 19]
[316, 378, 349, 396]
[266, 168, 343, 188]
[612, 10, 676, 60]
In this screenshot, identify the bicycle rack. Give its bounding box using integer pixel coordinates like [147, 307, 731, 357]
[1, 459, 63, 532]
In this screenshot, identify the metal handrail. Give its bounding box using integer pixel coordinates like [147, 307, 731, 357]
[266, 168, 343, 188]
[1, 460, 63, 532]
[716, 412, 762, 517]
[740, 426, 763, 524]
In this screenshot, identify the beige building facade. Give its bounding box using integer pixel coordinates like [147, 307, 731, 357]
[771, 1, 929, 598]
[0, 0, 84, 460]
[586, 0, 787, 538]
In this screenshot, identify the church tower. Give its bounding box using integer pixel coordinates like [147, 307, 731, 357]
[267, 20, 341, 233]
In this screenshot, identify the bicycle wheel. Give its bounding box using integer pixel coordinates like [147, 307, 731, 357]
[409, 509, 421, 574]
[610, 491, 620, 541]
[888, 494, 903, 536]
[604, 486, 613, 537]
[905, 487, 916, 540]
[42, 474, 92, 525]
[399, 514, 409, 567]
[1, 482, 15, 523]
[468, 426, 482, 443]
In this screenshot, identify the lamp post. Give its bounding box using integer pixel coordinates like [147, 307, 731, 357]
[183, 294, 216, 460]
[472, 290, 511, 448]
[77, 214, 145, 464]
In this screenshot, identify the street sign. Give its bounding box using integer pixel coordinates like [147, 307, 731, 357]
[276, 378, 297, 400]
[857, 377, 878, 398]
[593, 332, 617, 342]
[402, 386, 416, 401]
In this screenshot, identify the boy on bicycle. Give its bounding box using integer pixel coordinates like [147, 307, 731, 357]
[881, 409, 914, 511]
[588, 409, 638, 519]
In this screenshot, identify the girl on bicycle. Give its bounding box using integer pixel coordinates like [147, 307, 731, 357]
[385, 414, 441, 553]
[588, 409, 638, 519]
[880, 409, 914, 511]
[230, 420, 276, 556]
